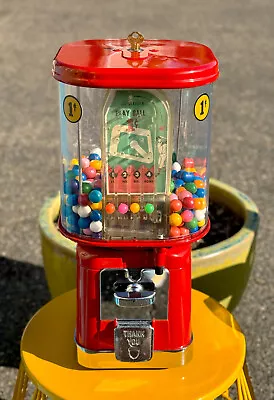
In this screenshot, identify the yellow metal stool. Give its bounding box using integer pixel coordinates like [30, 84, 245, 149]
[12, 289, 255, 400]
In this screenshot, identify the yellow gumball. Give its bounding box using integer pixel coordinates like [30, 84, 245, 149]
[90, 160, 102, 170]
[130, 203, 140, 213]
[90, 201, 102, 210]
[198, 219, 205, 227]
[70, 158, 79, 166]
[169, 213, 182, 227]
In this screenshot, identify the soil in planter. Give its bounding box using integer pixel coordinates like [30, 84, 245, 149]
[193, 199, 244, 250]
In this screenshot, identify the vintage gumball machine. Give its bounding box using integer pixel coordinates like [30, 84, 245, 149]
[52, 32, 219, 369]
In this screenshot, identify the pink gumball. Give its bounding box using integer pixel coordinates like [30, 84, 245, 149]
[81, 157, 90, 169]
[118, 203, 128, 214]
[83, 167, 97, 179]
[169, 194, 178, 201]
[178, 190, 192, 200]
[83, 228, 93, 236]
[181, 210, 193, 222]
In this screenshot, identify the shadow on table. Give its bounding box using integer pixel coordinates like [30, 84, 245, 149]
[0, 257, 50, 368]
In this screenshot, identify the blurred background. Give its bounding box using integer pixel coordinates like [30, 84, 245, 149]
[0, 0, 273, 398]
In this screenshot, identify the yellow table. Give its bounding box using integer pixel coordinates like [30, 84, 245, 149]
[13, 289, 255, 400]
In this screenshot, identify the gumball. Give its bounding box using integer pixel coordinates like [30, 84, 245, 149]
[83, 167, 97, 179]
[176, 187, 185, 194]
[88, 189, 102, 203]
[105, 203, 115, 214]
[169, 213, 182, 227]
[195, 209, 206, 221]
[174, 179, 184, 188]
[72, 205, 79, 214]
[170, 199, 182, 212]
[198, 198, 206, 209]
[182, 171, 194, 183]
[90, 210, 102, 222]
[93, 178, 102, 189]
[194, 180, 205, 189]
[82, 182, 92, 194]
[89, 153, 101, 161]
[65, 194, 78, 206]
[178, 190, 192, 200]
[70, 179, 79, 194]
[90, 147, 102, 157]
[169, 226, 181, 237]
[78, 205, 91, 218]
[66, 170, 76, 180]
[64, 180, 72, 194]
[172, 162, 181, 172]
[185, 217, 198, 230]
[92, 232, 103, 239]
[196, 188, 205, 198]
[193, 174, 203, 180]
[91, 201, 102, 210]
[90, 160, 102, 170]
[169, 194, 178, 201]
[130, 203, 140, 213]
[170, 180, 175, 192]
[78, 194, 89, 206]
[118, 203, 128, 214]
[144, 203, 155, 214]
[182, 197, 195, 209]
[90, 221, 102, 233]
[193, 198, 204, 210]
[83, 228, 93, 236]
[81, 157, 90, 169]
[70, 158, 79, 166]
[175, 170, 184, 180]
[171, 170, 177, 178]
[180, 227, 190, 236]
[183, 158, 194, 168]
[184, 182, 197, 194]
[78, 217, 91, 229]
[181, 210, 193, 222]
[198, 219, 206, 227]
[72, 164, 80, 175]
[190, 226, 199, 233]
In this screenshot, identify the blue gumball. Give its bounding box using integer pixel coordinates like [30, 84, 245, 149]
[90, 210, 102, 222]
[196, 188, 205, 198]
[89, 153, 101, 161]
[190, 226, 199, 233]
[171, 170, 177, 178]
[175, 171, 184, 179]
[88, 189, 102, 203]
[182, 171, 194, 183]
[82, 173, 87, 181]
[67, 213, 79, 226]
[78, 217, 91, 229]
[72, 165, 80, 175]
[70, 179, 79, 194]
[64, 180, 72, 194]
[174, 179, 184, 188]
[66, 194, 78, 206]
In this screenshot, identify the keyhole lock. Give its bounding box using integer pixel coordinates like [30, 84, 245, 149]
[127, 31, 144, 52]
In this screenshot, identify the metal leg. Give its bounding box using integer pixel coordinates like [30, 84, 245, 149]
[12, 362, 29, 400]
[236, 366, 256, 400]
[221, 389, 232, 399]
[31, 388, 47, 400]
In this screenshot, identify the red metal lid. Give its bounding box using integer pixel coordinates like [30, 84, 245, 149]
[53, 32, 219, 89]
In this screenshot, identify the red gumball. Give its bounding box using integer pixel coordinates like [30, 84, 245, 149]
[170, 199, 183, 212]
[180, 227, 190, 236]
[78, 194, 89, 206]
[83, 167, 96, 179]
[182, 197, 195, 209]
[169, 226, 181, 237]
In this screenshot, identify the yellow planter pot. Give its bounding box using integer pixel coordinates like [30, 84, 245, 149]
[39, 178, 259, 310]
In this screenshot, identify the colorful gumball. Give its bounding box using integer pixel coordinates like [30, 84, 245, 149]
[66, 170, 76, 180]
[89, 147, 102, 157]
[88, 189, 102, 203]
[190, 226, 199, 233]
[185, 217, 198, 230]
[89, 153, 101, 161]
[90, 160, 102, 170]
[178, 190, 192, 200]
[172, 162, 181, 172]
[82, 182, 92, 194]
[174, 179, 184, 188]
[198, 219, 206, 227]
[89, 221, 102, 233]
[169, 194, 178, 201]
[83, 228, 93, 236]
[65, 194, 78, 206]
[78, 194, 89, 206]
[78, 205, 91, 218]
[196, 188, 205, 198]
[130, 203, 140, 213]
[184, 182, 197, 194]
[195, 209, 206, 221]
[183, 158, 194, 168]
[78, 217, 91, 229]
[181, 210, 193, 222]
[193, 198, 204, 210]
[169, 213, 183, 227]
[182, 197, 195, 209]
[194, 180, 205, 188]
[118, 203, 129, 214]
[67, 213, 79, 226]
[81, 157, 90, 169]
[170, 180, 175, 192]
[70, 158, 79, 166]
[144, 203, 155, 214]
[90, 210, 102, 221]
[105, 203, 115, 214]
[176, 186, 185, 194]
[72, 205, 79, 214]
[169, 226, 181, 237]
[170, 199, 182, 212]
[83, 167, 97, 179]
[182, 171, 194, 183]
[91, 201, 102, 210]
[180, 227, 190, 236]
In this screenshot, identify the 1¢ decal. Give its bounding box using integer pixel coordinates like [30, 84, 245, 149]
[63, 95, 82, 123]
[194, 94, 210, 121]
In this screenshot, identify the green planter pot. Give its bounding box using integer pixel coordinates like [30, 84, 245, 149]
[39, 178, 259, 310]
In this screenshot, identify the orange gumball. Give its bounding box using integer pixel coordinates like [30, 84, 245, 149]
[180, 227, 190, 236]
[90, 160, 102, 170]
[105, 203, 115, 214]
[194, 180, 205, 189]
[169, 226, 180, 237]
[194, 198, 206, 210]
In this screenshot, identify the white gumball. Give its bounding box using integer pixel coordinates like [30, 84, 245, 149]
[90, 147, 102, 157]
[90, 221, 102, 233]
[78, 205, 91, 218]
[72, 205, 79, 214]
[195, 209, 207, 221]
[172, 162, 181, 172]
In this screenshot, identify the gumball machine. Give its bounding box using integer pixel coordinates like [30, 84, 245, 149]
[52, 32, 219, 369]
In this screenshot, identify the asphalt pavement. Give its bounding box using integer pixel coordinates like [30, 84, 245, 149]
[0, 0, 274, 398]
